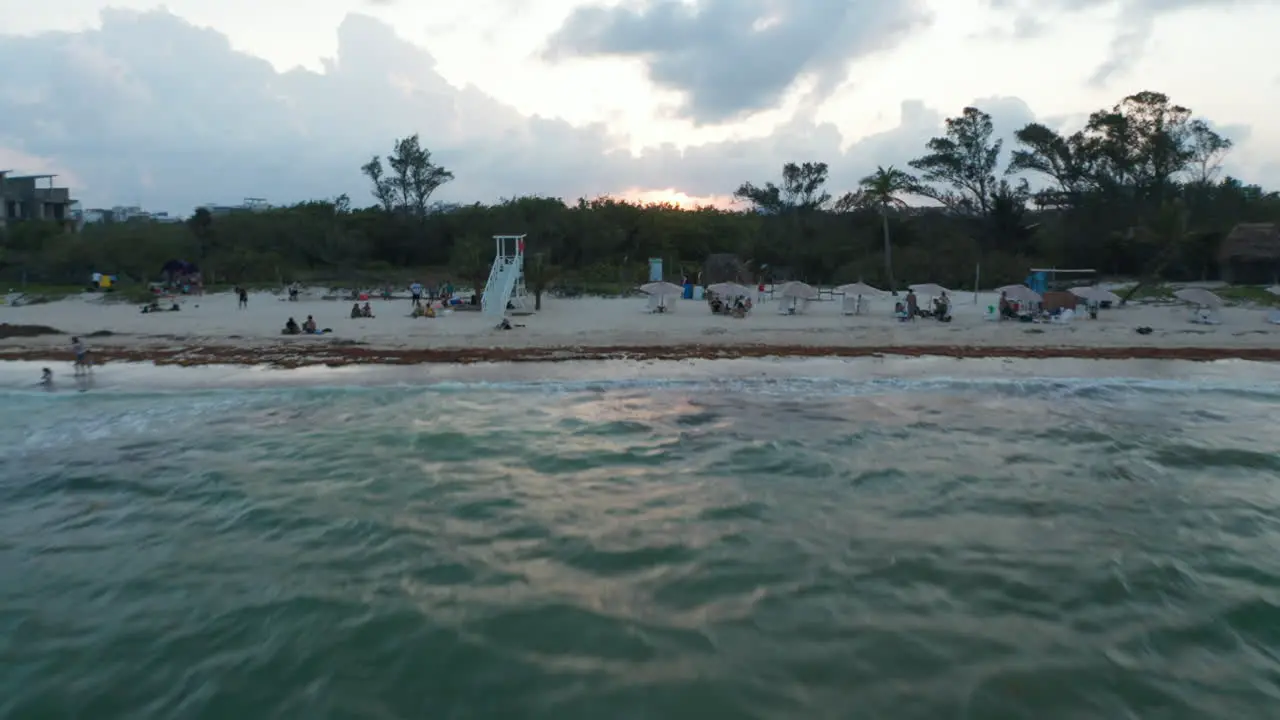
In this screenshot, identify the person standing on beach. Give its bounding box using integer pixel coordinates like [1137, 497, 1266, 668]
[237, 286, 248, 309]
[410, 281, 423, 308]
[71, 337, 89, 375]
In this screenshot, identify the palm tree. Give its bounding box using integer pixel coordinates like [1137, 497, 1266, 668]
[857, 166, 916, 292]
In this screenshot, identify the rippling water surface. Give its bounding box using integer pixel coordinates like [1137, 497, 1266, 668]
[3, 358, 1280, 719]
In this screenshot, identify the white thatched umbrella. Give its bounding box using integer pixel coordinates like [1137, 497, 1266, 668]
[640, 281, 683, 313]
[836, 283, 884, 315]
[996, 284, 1042, 304]
[1173, 288, 1224, 308]
[836, 282, 885, 296]
[707, 282, 753, 299]
[641, 281, 684, 297]
[1070, 286, 1122, 304]
[777, 281, 817, 314]
[908, 283, 951, 298]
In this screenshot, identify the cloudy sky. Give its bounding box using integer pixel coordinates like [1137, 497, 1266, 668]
[2, 0, 1277, 214]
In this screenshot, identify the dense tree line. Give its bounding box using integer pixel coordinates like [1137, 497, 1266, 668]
[3, 91, 1278, 294]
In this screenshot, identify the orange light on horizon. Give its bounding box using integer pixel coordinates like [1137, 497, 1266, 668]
[614, 187, 739, 210]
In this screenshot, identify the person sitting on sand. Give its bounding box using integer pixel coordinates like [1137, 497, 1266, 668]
[933, 293, 952, 322]
[283, 317, 300, 335]
[41, 367, 53, 386]
[351, 303, 362, 319]
[361, 302, 374, 318]
[303, 316, 318, 333]
[141, 300, 161, 313]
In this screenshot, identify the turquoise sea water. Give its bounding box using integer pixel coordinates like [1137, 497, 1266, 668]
[3, 357, 1280, 719]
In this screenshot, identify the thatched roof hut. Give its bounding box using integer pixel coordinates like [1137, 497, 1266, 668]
[1218, 223, 1280, 283]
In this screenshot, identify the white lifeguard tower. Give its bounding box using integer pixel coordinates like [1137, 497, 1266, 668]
[481, 234, 529, 318]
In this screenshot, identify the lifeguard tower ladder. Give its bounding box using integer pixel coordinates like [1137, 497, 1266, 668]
[481, 234, 529, 318]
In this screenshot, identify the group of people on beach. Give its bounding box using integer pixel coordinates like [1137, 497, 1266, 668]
[41, 336, 92, 386]
[895, 289, 952, 322]
[282, 316, 329, 335]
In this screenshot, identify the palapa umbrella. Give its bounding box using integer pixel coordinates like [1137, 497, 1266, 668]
[1070, 286, 1122, 304]
[640, 281, 684, 297]
[775, 281, 817, 314]
[707, 282, 753, 298]
[996, 284, 1042, 304]
[908, 283, 951, 297]
[837, 282, 883, 315]
[835, 282, 885, 297]
[1173, 288, 1224, 308]
[777, 281, 819, 300]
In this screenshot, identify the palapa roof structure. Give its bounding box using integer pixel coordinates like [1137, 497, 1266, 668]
[1218, 223, 1280, 262]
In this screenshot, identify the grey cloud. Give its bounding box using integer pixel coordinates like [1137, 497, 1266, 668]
[543, 0, 931, 126]
[5, 10, 1263, 215]
[988, 0, 1265, 85]
[0, 8, 955, 213]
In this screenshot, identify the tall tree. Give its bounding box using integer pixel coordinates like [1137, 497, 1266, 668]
[734, 162, 832, 214]
[734, 162, 833, 278]
[360, 156, 395, 213]
[909, 107, 1003, 216]
[361, 134, 454, 216]
[855, 165, 916, 291]
[1082, 91, 1197, 203]
[1007, 123, 1097, 207]
[1184, 120, 1233, 186]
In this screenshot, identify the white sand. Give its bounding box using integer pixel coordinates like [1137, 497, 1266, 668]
[2, 288, 1278, 353]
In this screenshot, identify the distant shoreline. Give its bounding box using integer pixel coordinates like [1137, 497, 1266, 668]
[5, 341, 1280, 368]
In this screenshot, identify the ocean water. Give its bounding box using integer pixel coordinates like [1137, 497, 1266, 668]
[3, 357, 1280, 719]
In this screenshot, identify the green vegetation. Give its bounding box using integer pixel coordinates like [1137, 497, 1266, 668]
[1, 93, 1277, 299]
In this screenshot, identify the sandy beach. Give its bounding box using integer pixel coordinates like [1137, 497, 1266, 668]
[2, 288, 1279, 366]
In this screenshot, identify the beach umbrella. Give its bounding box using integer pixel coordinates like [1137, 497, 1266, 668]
[908, 283, 951, 297]
[1070, 286, 1122, 304]
[640, 281, 684, 297]
[1173, 288, 1224, 308]
[707, 282, 752, 298]
[996, 284, 1042, 304]
[836, 282, 885, 296]
[777, 281, 818, 300]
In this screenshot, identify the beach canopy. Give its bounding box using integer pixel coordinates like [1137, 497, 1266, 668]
[909, 283, 950, 297]
[777, 281, 818, 300]
[835, 282, 885, 296]
[1173, 288, 1224, 308]
[640, 281, 684, 297]
[1070, 286, 1122, 304]
[707, 282, 753, 298]
[1267, 285, 1280, 296]
[996, 284, 1042, 304]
